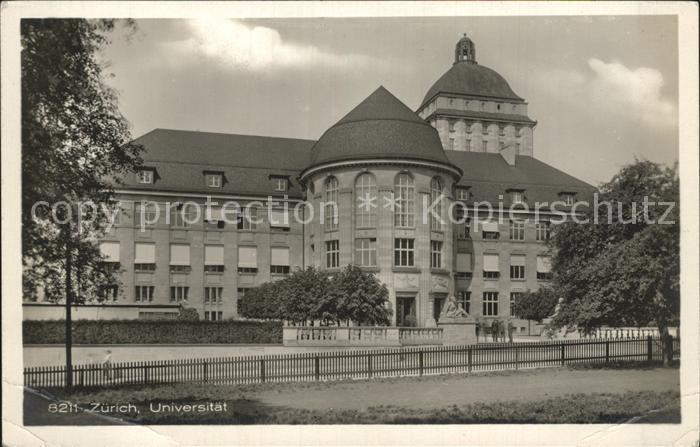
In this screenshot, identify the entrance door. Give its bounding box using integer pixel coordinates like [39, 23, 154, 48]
[433, 295, 445, 323]
[396, 296, 416, 327]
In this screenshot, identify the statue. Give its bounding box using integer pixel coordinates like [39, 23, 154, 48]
[441, 295, 470, 318]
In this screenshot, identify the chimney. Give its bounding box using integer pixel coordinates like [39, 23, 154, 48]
[500, 142, 517, 166]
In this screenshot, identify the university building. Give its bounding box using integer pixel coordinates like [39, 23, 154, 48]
[24, 35, 594, 333]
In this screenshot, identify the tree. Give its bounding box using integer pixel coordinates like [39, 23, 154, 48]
[549, 160, 679, 363]
[238, 281, 284, 321]
[21, 19, 143, 386]
[331, 265, 391, 326]
[511, 287, 558, 323]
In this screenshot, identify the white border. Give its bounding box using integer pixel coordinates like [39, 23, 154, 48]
[2, 2, 698, 446]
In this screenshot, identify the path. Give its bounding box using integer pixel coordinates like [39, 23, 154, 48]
[252, 367, 679, 411]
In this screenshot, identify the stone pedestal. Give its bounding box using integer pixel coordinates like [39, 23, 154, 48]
[438, 316, 477, 345]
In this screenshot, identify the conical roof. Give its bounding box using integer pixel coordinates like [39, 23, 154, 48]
[308, 86, 453, 168]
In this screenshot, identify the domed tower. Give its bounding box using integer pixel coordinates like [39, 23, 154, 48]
[418, 34, 536, 156]
[301, 86, 462, 327]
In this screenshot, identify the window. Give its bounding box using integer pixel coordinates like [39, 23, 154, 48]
[170, 286, 189, 303]
[135, 202, 157, 226]
[98, 285, 119, 301]
[430, 177, 443, 231]
[466, 138, 471, 150]
[455, 253, 472, 278]
[204, 287, 223, 304]
[355, 238, 377, 267]
[134, 243, 156, 271]
[325, 240, 340, 268]
[269, 209, 290, 231]
[169, 244, 191, 273]
[509, 220, 525, 241]
[510, 254, 526, 280]
[449, 137, 455, 150]
[238, 246, 258, 274]
[536, 222, 551, 241]
[204, 245, 224, 273]
[99, 242, 120, 263]
[355, 173, 377, 228]
[537, 256, 553, 281]
[394, 238, 415, 267]
[273, 177, 288, 192]
[135, 285, 154, 302]
[394, 173, 415, 228]
[271, 247, 290, 274]
[456, 188, 470, 201]
[206, 173, 222, 188]
[137, 169, 153, 184]
[561, 193, 576, 206]
[324, 176, 339, 231]
[483, 253, 500, 279]
[510, 292, 525, 316]
[511, 191, 524, 204]
[170, 204, 195, 228]
[205, 207, 225, 229]
[457, 291, 471, 314]
[238, 207, 258, 230]
[482, 220, 500, 239]
[483, 292, 499, 316]
[430, 241, 442, 269]
[482, 140, 488, 152]
[236, 288, 251, 314]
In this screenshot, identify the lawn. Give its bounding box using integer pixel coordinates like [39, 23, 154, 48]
[38, 364, 680, 425]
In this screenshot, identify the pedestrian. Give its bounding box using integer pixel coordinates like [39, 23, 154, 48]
[475, 319, 481, 342]
[507, 319, 515, 343]
[102, 349, 112, 380]
[491, 319, 499, 342]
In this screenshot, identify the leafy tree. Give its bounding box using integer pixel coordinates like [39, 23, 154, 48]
[278, 267, 332, 324]
[21, 19, 143, 386]
[177, 306, 200, 321]
[549, 160, 679, 363]
[511, 287, 559, 323]
[238, 281, 283, 321]
[331, 265, 391, 326]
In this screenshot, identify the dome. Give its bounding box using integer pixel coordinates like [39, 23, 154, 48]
[421, 62, 524, 107]
[307, 86, 458, 171]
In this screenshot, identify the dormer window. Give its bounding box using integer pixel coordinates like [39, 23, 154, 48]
[273, 177, 288, 192]
[510, 190, 525, 204]
[456, 187, 471, 201]
[207, 173, 222, 188]
[560, 192, 576, 206]
[137, 169, 154, 184]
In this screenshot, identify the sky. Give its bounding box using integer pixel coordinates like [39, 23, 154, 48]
[101, 16, 678, 186]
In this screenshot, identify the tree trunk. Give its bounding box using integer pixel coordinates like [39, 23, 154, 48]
[65, 246, 73, 389]
[658, 324, 673, 366]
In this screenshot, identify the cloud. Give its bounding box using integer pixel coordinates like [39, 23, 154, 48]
[536, 59, 676, 129]
[158, 19, 380, 72]
[587, 58, 676, 127]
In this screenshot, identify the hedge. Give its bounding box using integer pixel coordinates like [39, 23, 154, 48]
[23, 320, 283, 345]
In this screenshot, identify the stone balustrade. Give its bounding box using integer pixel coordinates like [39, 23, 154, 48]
[282, 326, 444, 347]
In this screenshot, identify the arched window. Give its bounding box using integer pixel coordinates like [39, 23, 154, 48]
[324, 176, 338, 231]
[394, 173, 415, 228]
[355, 173, 376, 228]
[430, 177, 443, 231]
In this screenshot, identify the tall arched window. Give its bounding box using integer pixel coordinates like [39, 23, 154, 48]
[394, 173, 415, 228]
[324, 176, 339, 231]
[430, 177, 443, 231]
[355, 173, 376, 228]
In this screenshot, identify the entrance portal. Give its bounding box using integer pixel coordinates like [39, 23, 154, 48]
[396, 296, 416, 327]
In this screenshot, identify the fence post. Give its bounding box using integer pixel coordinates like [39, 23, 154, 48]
[515, 345, 520, 370]
[468, 348, 472, 373]
[144, 365, 149, 385]
[419, 351, 424, 376]
[605, 340, 610, 363]
[560, 343, 565, 366]
[204, 361, 209, 383]
[314, 355, 320, 381]
[647, 336, 653, 362]
[260, 359, 266, 383]
[367, 354, 373, 378]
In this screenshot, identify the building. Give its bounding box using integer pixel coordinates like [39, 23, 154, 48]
[24, 35, 595, 333]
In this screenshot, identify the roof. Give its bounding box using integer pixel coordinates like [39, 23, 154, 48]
[308, 86, 456, 169]
[119, 129, 315, 198]
[447, 151, 596, 206]
[421, 61, 524, 109]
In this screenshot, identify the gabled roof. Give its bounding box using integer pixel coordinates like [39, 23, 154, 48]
[308, 86, 456, 169]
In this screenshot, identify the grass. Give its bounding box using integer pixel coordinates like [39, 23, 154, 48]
[43, 364, 681, 424]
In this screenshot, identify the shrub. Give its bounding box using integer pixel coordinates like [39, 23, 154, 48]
[23, 319, 282, 344]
